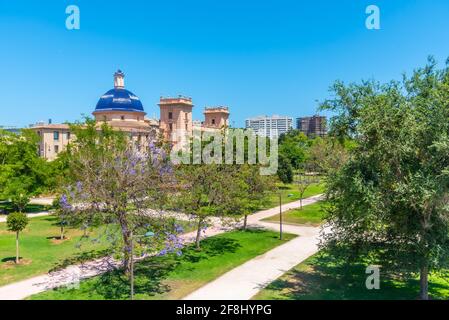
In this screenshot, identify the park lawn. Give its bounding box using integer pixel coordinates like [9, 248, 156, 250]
[262, 202, 325, 226]
[0, 215, 112, 286]
[0, 216, 197, 287]
[264, 183, 325, 209]
[29, 229, 296, 300]
[253, 250, 449, 300]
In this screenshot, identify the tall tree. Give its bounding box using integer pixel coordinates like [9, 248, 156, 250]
[228, 164, 274, 229]
[62, 119, 182, 275]
[175, 163, 235, 249]
[0, 129, 52, 209]
[321, 58, 449, 300]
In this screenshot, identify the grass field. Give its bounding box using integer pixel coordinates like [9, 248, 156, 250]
[0, 216, 196, 286]
[265, 183, 324, 209]
[29, 229, 296, 300]
[263, 202, 325, 226]
[253, 250, 449, 300]
[0, 216, 112, 286]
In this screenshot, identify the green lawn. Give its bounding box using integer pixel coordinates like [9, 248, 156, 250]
[0, 216, 112, 286]
[265, 183, 325, 209]
[29, 229, 296, 300]
[0, 216, 197, 287]
[263, 202, 325, 226]
[253, 250, 449, 300]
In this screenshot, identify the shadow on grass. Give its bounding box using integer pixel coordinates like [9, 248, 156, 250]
[262, 249, 449, 300]
[54, 235, 244, 299]
[49, 249, 112, 272]
[1, 257, 20, 263]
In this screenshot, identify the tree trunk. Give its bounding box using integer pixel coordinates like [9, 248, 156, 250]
[15, 231, 19, 264]
[419, 264, 429, 300]
[300, 198, 303, 210]
[60, 225, 65, 240]
[195, 219, 203, 250]
[243, 215, 248, 230]
[119, 217, 132, 275]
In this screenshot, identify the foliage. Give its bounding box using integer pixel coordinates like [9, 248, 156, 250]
[307, 136, 352, 175]
[277, 154, 294, 184]
[0, 128, 64, 203]
[278, 130, 308, 170]
[6, 212, 29, 233]
[175, 163, 238, 249]
[227, 164, 275, 228]
[61, 119, 183, 275]
[320, 57, 449, 300]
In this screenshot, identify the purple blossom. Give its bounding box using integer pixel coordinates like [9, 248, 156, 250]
[76, 181, 83, 193]
[59, 194, 72, 211]
[174, 224, 184, 234]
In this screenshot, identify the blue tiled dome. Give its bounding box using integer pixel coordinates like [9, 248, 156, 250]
[95, 88, 144, 113]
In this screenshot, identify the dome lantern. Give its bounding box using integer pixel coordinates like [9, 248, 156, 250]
[114, 69, 125, 89]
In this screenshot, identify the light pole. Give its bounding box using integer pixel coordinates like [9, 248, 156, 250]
[279, 193, 294, 241]
[130, 229, 154, 300]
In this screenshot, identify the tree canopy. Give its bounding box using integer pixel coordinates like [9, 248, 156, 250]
[321, 57, 449, 300]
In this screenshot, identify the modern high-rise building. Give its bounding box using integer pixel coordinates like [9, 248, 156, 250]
[245, 115, 293, 139]
[296, 115, 327, 137]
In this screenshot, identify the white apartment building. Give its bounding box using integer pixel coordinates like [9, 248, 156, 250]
[245, 115, 293, 139]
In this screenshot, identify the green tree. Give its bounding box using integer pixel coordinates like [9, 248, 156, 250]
[0, 129, 55, 208]
[277, 154, 294, 184]
[228, 164, 275, 229]
[278, 130, 308, 170]
[62, 119, 181, 275]
[307, 136, 352, 175]
[176, 163, 234, 249]
[6, 212, 29, 264]
[321, 58, 449, 300]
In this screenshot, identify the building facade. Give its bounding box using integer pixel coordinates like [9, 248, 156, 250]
[296, 115, 327, 137]
[245, 115, 293, 139]
[31, 70, 230, 160]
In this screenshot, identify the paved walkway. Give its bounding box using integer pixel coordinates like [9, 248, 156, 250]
[0, 197, 54, 223]
[29, 197, 55, 206]
[0, 211, 50, 223]
[184, 224, 321, 300]
[0, 194, 323, 300]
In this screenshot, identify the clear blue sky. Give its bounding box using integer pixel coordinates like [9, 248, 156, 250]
[1, 0, 449, 128]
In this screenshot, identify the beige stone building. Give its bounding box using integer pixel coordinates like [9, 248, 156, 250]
[31, 70, 230, 160]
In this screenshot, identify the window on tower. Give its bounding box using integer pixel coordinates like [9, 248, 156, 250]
[169, 112, 173, 120]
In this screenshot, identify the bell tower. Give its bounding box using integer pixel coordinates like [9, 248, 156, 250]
[159, 96, 193, 145]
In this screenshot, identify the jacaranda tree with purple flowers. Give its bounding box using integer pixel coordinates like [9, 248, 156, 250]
[61, 119, 182, 276]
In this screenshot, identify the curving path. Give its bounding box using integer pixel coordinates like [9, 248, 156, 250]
[0, 195, 323, 300]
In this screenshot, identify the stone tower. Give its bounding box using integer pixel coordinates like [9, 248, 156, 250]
[203, 106, 230, 129]
[159, 96, 193, 145]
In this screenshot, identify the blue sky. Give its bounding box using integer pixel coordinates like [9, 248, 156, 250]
[1, 0, 449, 128]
